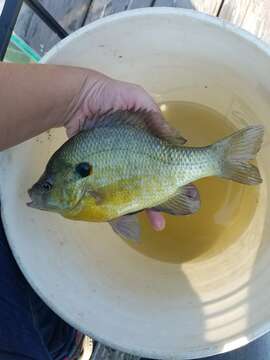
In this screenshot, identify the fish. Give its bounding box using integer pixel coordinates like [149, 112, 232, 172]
[27, 110, 264, 242]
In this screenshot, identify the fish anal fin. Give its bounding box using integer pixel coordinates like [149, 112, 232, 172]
[151, 183, 200, 215]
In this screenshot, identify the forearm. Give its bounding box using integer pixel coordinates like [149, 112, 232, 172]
[0, 63, 104, 151]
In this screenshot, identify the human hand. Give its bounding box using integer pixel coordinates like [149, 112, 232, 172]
[64, 72, 170, 231]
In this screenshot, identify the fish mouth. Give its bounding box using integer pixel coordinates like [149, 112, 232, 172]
[26, 199, 50, 211]
[27, 189, 40, 209]
[27, 188, 40, 209]
[26, 186, 86, 213]
[27, 188, 56, 211]
[27, 200, 35, 208]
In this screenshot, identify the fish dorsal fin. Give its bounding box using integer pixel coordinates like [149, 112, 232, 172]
[151, 183, 201, 215]
[82, 109, 187, 146]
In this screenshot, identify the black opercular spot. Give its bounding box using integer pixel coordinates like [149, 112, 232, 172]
[76, 162, 92, 178]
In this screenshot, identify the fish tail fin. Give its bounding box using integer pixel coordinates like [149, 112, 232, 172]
[213, 125, 264, 185]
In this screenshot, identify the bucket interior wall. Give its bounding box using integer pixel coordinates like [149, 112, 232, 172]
[1, 9, 270, 359]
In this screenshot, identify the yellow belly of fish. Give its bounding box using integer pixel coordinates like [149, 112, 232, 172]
[62, 177, 174, 222]
[63, 183, 145, 222]
[63, 195, 139, 222]
[62, 199, 104, 222]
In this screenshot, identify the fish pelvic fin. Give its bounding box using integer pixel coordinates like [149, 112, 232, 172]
[214, 125, 264, 185]
[110, 214, 141, 242]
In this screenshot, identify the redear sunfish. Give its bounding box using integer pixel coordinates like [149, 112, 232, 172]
[27, 110, 264, 242]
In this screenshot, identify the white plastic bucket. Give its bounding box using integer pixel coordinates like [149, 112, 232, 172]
[1, 8, 270, 359]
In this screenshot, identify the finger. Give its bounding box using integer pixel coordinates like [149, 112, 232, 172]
[150, 111, 179, 137]
[132, 89, 160, 113]
[146, 210, 166, 231]
[129, 85, 185, 140]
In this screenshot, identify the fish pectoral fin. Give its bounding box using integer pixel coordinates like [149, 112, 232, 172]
[86, 189, 103, 205]
[151, 183, 201, 215]
[109, 214, 141, 242]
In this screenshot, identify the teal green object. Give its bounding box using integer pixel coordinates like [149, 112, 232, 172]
[4, 33, 41, 63]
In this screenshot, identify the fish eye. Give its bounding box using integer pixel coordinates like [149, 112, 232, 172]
[41, 181, 52, 192]
[76, 162, 92, 178]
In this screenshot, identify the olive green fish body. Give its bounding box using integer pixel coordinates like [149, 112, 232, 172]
[57, 125, 186, 220]
[28, 110, 264, 242]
